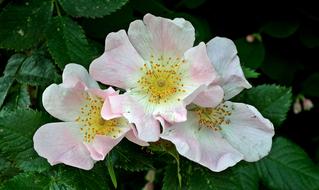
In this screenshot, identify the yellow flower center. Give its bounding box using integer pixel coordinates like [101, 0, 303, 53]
[137, 55, 186, 104]
[193, 104, 232, 131]
[75, 95, 126, 143]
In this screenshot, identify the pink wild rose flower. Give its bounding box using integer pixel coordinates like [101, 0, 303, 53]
[33, 64, 147, 170]
[90, 14, 223, 142]
[161, 37, 275, 172]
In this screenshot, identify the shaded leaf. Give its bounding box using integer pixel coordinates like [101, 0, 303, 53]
[261, 20, 300, 38]
[0, 109, 52, 172]
[1, 84, 31, 111]
[231, 162, 259, 190]
[301, 73, 319, 97]
[46, 16, 95, 69]
[0, 0, 53, 50]
[58, 0, 128, 18]
[234, 84, 292, 127]
[162, 164, 179, 190]
[0, 172, 49, 190]
[0, 54, 26, 108]
[256, 137, 319, 190]
[109, 140, 154, 172]
[16, 53, 60, 86]
[235, 38, 265, 69]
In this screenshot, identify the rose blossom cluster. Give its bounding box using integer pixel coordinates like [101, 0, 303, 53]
[33, 14, 274, 172]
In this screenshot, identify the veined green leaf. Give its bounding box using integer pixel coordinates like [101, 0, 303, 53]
[58, 0, 128, 18]
[256, 137, 319, 190]
[0, 0, 53, 50]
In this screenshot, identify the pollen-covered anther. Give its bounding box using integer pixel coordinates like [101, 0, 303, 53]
[75, 95, 124, 143]
[194, 105, 232, 131]
[137, 55, 187, 104]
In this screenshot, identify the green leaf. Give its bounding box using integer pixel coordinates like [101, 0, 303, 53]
[178, 0, 207, 9]
[106, 155, 117, 189]
[187, 163, 240, 190]
[75, 163, 110, 190]
[0, 109, 52, 172]
[162, 164, 180, 190]
[130, 0, 173, 16]
[0, 172, 50, 190]
[261, 20, 300, 38]
[0, 76, 15, 109]
[1, 84, 31, 111]
[231, 162, 259, 190]
[256, 137, 319, 190]
[300, 23, 319, 48]
[46, 16, 95, 69]
[234, 84, 292, 127]
[261, 52, 302, 85]
[16, 53, 60, 86]
[58, 0, 128, 18]
[0, 0, 53, 50]
[235, 38, 265, 69]
[109, 140, 154, 172]
[0, 54, 26, 108]
[242, 66, 260, 79]
[302, 73, 319, 97]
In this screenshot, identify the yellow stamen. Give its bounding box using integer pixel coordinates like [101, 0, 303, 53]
[193, 104, 232, 131]
[137, 55, 186, 104]
[75, 95, 126, 143]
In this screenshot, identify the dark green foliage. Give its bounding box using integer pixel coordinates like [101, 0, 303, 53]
[234, 84, 292, 127]
[0, 0, 53, 50]
[235, 38, 265, 69]
[46, 16, 95, 69]
[256, 137, 319, 190]
[58, 0, 129, 18]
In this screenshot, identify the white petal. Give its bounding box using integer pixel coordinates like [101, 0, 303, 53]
[42, 84, 86, 121]
[33, 122, 94, 170]
[62, 64, 99, 89]
[89, 30, 144, 89]
[161, 112, 243, 172]
[207, 37, 251, 100]
[128, 13, 195, 59]
[220, 101, 275, 161]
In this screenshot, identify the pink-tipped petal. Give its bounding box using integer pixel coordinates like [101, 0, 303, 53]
[220, 101, 275, 161]
[89, 30, 144, 89]
[128, 13, 195, 59]
[85, 135, 124, 161]
[33, 122, 94, 170]
[122, 95, 161, 142]
[101, 94, 123, 120]
[125, 128, 149, 146]
[161, 112, 243, 172]
[184, 42, 217, 86]
[193, 85, 224, 108]
[42, 84, 86, 121]
[207, 37, 251, 100]
[62, 64, 100, 89]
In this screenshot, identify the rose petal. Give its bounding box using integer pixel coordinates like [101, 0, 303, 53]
[219, 101, 275, 161]
[42, 84, 86, 121]
[161, 112, 243, 172]
[206, 37, 251, 100]
[33, 122, 94, 170]
[89, 30, 144, 89]
[128, 13, 195, 59]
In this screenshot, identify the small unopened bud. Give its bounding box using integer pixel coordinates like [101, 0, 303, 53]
[143, 182, 154, 190]
[293, 100, 302, 114]
[246, 34, 255, 43]
[303, 98, 314, 111]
